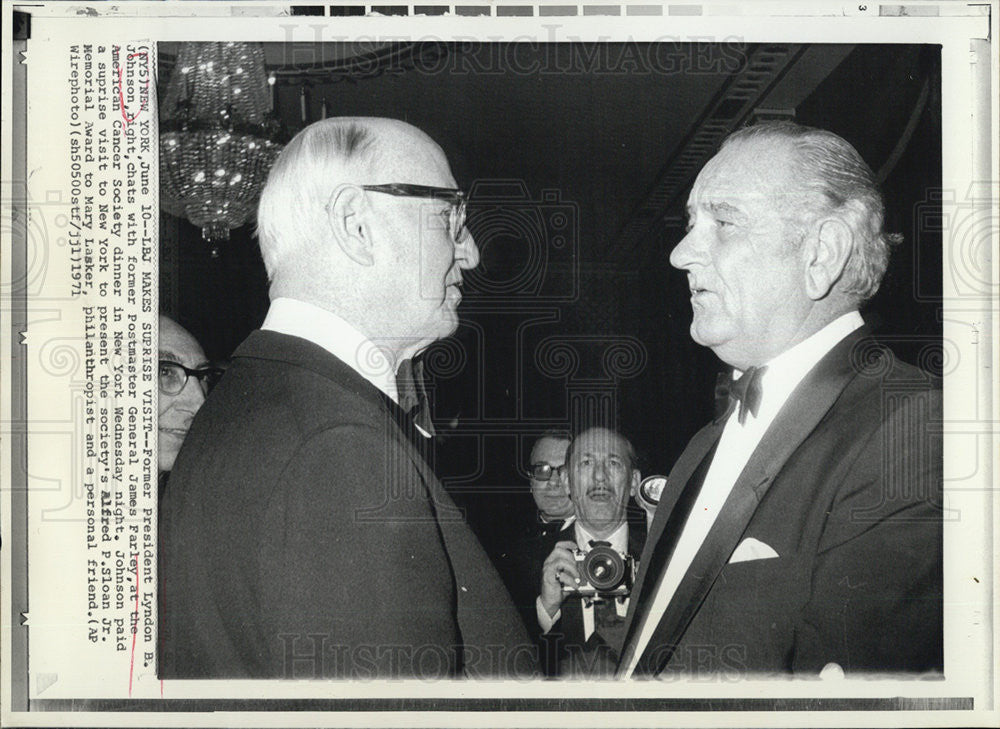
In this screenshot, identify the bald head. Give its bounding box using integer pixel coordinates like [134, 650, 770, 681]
[255, 117, 480, 365]
[257, 117, 451, 286]
[159, 314, 204, 358]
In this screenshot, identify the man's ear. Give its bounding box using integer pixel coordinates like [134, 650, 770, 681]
[630, 469, 641, 499]
[326, 184, 374, 266]
[803, 217, 852, 300]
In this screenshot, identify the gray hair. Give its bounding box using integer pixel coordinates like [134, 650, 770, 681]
[723, 121, 902, 303]
[565, 427, 637, 471]
[256, 119, 376, 281]
[536, 429, 572, 445]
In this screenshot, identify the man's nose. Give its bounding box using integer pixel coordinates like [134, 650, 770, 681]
[175, 376, 206, 411]
[455, 228, 480, 270]
[593, 462, 608, 482]
[669, 228, 701, 272]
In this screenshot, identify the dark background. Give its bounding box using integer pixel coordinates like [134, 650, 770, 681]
[159, 42, 942, 554]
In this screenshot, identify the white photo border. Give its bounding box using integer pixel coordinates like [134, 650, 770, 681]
[1, 1, 996, 727]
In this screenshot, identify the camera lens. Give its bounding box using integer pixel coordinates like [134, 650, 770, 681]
[582, 546, 626, 591]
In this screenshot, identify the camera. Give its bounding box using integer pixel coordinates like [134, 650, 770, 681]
[563, 545, 635, 598]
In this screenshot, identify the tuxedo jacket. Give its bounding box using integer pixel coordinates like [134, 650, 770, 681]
[548, 522, 646, 677]
[617, 328, 943, 677]
[496, 516, 575, 640]
[159, 330, 535, 679]
[500, 518, 645, 676]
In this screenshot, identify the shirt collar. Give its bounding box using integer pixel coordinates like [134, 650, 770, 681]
[737, 311, 864, 423]
[538, 513, 577, 532]
[261, 297, 399, 404]
[574, 520, 629, 553]
[539, 511, 574, 526]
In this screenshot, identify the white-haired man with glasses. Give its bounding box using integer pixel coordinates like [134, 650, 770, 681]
[160, 118, 535, 680]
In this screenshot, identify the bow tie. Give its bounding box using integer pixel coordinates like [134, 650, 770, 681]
[714, 366, 767, 425]
[588, 539, 612, 548]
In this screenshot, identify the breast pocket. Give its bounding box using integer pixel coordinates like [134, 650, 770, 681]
[682, 552, 811, 672]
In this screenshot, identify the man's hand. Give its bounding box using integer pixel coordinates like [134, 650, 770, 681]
[539, 540, 581, 618]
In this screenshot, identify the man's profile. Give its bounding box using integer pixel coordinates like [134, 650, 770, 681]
[616, 121, 942, 678]
[159, 117, 535, 680]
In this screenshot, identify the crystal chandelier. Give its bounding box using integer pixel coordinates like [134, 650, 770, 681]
[160, 42, 286, 255]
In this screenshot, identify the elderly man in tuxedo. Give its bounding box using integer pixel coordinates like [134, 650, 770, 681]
[160, 118, 535, 679]
[538, 427, 646, 676]
[616, 121, 942, 678]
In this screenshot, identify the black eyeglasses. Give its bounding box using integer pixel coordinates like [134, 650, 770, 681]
[361, 183, 468, 242]
[158, 360, 225, 396]
[528, 463, 565, 482]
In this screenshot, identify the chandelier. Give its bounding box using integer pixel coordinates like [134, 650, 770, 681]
[160, 42, 286, 255]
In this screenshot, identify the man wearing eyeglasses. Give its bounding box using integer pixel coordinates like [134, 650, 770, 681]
[527, 431, 575, 530]
[493, 432, 573, 656]
[159, 118, 535, 680]
[157, 315, 219, 480]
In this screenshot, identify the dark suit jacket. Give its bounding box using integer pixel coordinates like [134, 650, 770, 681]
[617, 328, 943, 677]
[159, 330, 535, 679]
[500, 517, 645, 676]
[496, 516, 574, 640]
[550, 522, 646, 677]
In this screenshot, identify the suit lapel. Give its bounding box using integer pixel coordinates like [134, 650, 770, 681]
[377, 389, 443, 480]
[627, 518, 647, 559]
[234, 330, 382, 404]
[614, 422, 722, 660]
[629, 328, 868, 675]
[634, 424, 721, 588]
[560, 595, 588, 646]
[378, 384, 537, 677]
[236, 330, 534, 676]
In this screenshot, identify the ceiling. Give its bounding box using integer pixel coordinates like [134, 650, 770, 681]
[157, 41, 856, 275]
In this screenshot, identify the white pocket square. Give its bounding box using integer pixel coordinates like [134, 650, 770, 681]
[728, 537, 779, 564]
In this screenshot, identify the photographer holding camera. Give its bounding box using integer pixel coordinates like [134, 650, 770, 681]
[537, 427, 647, 676]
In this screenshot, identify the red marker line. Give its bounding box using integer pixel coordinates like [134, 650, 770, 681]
[128, 552, 139, 696]
[116, 49, 150, 124]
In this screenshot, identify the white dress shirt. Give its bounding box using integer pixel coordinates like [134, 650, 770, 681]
[261, 297, 400, 402]
[537, 519, 631, 640]
[624, 311, 864, 678]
